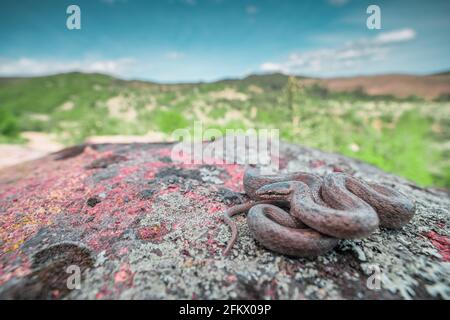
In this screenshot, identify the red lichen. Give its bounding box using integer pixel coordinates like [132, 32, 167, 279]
[221, 164, 245, 192]
[310, 159, 326, 168]
[114, 263, 134, 284]
[333, 166, 345, 173]
[137, 224, 170, 242]
[424, 231, 450, 262]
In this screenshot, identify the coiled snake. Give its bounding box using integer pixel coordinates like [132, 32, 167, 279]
[222, 166, 415, 257]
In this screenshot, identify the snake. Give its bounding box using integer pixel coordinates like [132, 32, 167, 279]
[222, 165, 415, 257]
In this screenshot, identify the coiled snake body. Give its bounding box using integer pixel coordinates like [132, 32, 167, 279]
[223, 166, 415, 257]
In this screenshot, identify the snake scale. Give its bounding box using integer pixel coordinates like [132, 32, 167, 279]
[223, 166, 415, 257]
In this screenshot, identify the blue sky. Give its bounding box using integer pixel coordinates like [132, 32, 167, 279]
[0, 0, 449, 82]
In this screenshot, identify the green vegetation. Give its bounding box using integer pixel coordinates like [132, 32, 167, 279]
[0, 72, 449, 188]
[0, 108, 22, 143]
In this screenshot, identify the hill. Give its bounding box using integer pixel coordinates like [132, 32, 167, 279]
[0, 71, 449, 188]
[3, 71, 450, 102]
[308, 73, 450, 100]
[214, 72, 450, 100]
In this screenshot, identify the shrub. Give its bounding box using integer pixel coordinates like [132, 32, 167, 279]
[0, 109, 20, 137]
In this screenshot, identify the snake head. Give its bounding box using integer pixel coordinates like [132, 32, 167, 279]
[255, 182, 293, 200]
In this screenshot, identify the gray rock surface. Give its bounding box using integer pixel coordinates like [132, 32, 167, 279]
[0, 142, 448, 299]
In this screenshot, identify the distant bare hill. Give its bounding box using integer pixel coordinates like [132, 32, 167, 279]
[214, 72, 450, 100]
[305, 73, 450, 100]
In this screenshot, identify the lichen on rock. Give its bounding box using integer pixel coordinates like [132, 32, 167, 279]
[0, 142, 448, 299]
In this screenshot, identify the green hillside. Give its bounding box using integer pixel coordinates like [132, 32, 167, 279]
[0, 72, 449, 188]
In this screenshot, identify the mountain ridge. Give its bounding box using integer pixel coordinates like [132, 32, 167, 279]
[2, 71, 449, 99]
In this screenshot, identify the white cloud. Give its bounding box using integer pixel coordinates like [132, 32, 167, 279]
[165, 51, 185, 60]
[0, 57, 136, 77]
[327, 0, 349, 7]
[246, 5, 259, 15]
[260, 28, 415, 75]
[260, 62, 283, 72]
[374, 28, 416, 44]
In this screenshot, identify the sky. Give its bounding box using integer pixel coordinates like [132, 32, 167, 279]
[0, 0, 449, 82]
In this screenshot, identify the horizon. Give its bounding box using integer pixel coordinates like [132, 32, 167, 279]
[1, 0, 450, 82]
[2, 69, 450, 85]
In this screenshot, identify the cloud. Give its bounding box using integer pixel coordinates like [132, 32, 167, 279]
[260, 28, 416, 75]
[374, 28, 416, 44]
[0, 57, 136, 77]
[165, 51, 185, 60]
[260, 62, 282, 72]
[327, 0, 349, 7]
[246, 5, 259, 15]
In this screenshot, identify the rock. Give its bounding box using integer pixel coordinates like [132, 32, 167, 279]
[0, 142, 449, 300]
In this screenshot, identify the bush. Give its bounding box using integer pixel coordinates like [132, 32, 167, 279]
[154, 110, 188, 133]
[0, 109, 20, 137]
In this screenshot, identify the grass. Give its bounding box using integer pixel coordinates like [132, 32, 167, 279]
[341, 111, 438, 186]
[0, 72, 449, 188]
